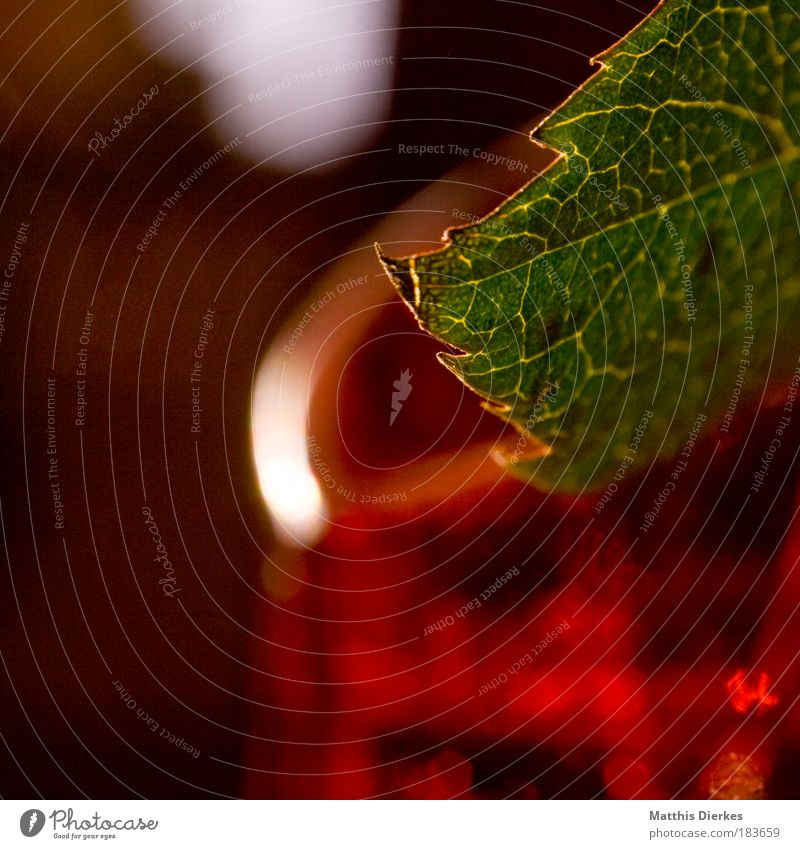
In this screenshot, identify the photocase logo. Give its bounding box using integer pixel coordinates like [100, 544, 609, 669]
[389, 369, 413, 426]
[19, 809, 45, 837]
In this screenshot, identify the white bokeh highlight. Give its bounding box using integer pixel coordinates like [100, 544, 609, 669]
[130, 0, 399, 171]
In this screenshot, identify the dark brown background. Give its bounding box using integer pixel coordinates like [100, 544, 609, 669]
[5, 0, 765, 800]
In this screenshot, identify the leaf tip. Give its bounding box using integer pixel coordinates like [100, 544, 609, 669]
[375, 242, 421, 311]
[491, 437, 551, 472]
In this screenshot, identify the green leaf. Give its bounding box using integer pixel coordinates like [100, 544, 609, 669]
[379, 0, 800, 494]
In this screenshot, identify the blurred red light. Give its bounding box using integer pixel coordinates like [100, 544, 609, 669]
[726, 670, 778, 715]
